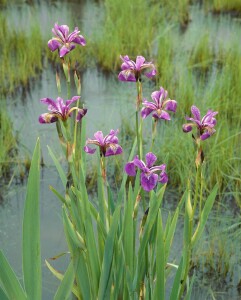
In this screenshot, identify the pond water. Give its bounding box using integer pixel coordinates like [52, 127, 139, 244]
[1, 1, 241, 299]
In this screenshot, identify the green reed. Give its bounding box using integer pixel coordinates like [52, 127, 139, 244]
[0, 105, 17, 180]
[0, 14, 43, 95]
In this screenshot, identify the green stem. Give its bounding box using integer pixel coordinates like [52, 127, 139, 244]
[150, 118, 157, 151]
[199, 167, 203, 220]
[136, 111, 141, 158]
[136, 79, 143, 159]
[192, 165, 201, 217]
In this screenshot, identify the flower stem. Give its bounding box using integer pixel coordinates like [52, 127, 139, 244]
[150, 118, 157, 151]
[136, 79, 143, 159]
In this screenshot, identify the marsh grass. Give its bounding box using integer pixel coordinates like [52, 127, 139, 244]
[191, 212, 241, 293]
[205, 0, 241, 13]
[0, 106, 17, 180]
[0, 14, 43, 95]
[93, 0, 160, 71]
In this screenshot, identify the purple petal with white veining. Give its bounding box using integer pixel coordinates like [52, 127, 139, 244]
[145, 152, 157, 168]
[141, 107, 154, 119]
[141, 173, 158, 191]
[66, 96, 80, 106]
[59, 45, 71, 57]
[72, 35, 86, 46]
[125, 161, 136, 176]
[159, 110, 171, 120]
[48, 39, 61, 51]
[182, 124, 194, 132]
[145, 68, 156, 78]
[159, 172, 168, 184]
[133, 157, 148, 172]
[76, 108, 87, 121]
[200, 131, 212, 140]
[94, 131, 104, 144]
[38, 113, 58, 124]
[191, 105, 201, 121]
[135, 56, 145, 70]
[84, 145, 96, 154]
[165, 100, 177, 112]
[105, 145, 122, 157]
[118, 71, 136, 82]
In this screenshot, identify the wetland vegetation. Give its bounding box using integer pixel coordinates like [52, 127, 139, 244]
[0, 0, 240, 299]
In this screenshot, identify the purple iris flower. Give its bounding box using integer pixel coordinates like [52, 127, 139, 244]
[182, 105, 218, 140]
[39, 96, 87, 124]
[125, 152, 168, 192]
[84, 130, 123, 157]
[48, 23, 86, 58]
[141, 87, 177, 120]
[118, 55, 156, 82]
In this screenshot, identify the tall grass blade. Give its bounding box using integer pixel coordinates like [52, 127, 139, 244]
[169, 257, 183, 300]
[45, 260, 79, 298]
[192, 184, 218, 247]
[154, 213, 165, 300]
[22, 139, 41, 300]
[54, 261, 75, 300]
[98, 206, 121, 300]
[0, 286, 8, 300]
[0, 251, 27, 300]
[48, 146, 67, 187]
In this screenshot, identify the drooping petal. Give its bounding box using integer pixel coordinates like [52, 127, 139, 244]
[165, 100, 177, 112]
[125, 161, 136, 176]
[118, 70, 136, 82]
[48, 39, 61, 51]
[140, 173, 158, 192]
[141, 107, 154, 119]
[145, 152, 157, 168]
[144, 68, 156, 78]
[152, 110, 170, 120]
[72, 35, 86, 46]
[76, 108, 87, 121]
[191, 105, 201, 121]
[38, 113, 58, 124]
[105, 144, 123, 157]
[182, 123, 194, 133]
[84, 145, 96, 154]
[159, 172, 168, 184]
[59, 45, 73, 57]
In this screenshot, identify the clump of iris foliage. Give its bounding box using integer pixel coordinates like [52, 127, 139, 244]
[0, 22, 220, 300]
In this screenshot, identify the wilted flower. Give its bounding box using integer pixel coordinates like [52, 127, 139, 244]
[84, 130, 123, 157]
[183, 105, 218, 140]
[125, 152, 168, 192]
[39, 96, 87, 124]
[141, 87, 177, 120]
[118, 55, 156, 82]
[48, 23, 86, 58]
